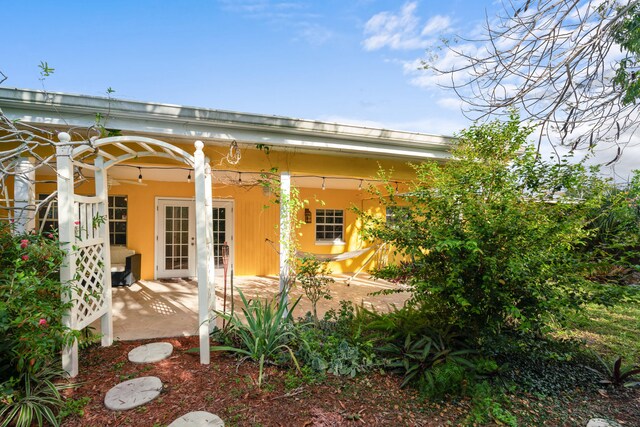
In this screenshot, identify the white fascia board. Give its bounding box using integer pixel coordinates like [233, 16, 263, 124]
[0, 88, 453, 161]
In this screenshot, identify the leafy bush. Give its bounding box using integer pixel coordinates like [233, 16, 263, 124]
[296, 256, 334, 324]
[580, 171, 640, 282]
[466, 381, 517, 427]
[293, 301, 378, 378]
[0, 222, 77, 426]
[380, 329, 475, 395]
[359, 114, 604, 340]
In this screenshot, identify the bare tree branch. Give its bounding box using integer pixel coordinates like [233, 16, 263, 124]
[428, 0, 640, 161]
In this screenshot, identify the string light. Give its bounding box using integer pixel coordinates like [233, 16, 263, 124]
[111, 164, 404, 190]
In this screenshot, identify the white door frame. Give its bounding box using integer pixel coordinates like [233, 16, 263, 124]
[155, 197, 234, 280]
[212, 199, 234, 278]
[155, 197, 196, 279]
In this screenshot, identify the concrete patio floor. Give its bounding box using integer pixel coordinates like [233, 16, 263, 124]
[92, 274, 410, 341]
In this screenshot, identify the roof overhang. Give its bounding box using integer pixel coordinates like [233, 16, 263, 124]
[0, 87, 453, 161]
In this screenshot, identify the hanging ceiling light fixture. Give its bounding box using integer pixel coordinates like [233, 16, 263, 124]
[137, 167, 143, 183]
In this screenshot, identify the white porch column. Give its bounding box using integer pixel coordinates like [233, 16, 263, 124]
[279, 171, 291, 310]
[94, 156, 113, 347]
[204, 161, 216, 333]
[56, 133, 79, 377]
[194, 141, 211, 364]
[13, 157, 36, 234]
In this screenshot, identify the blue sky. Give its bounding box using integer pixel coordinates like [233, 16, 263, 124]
[2, 0, 500, 137]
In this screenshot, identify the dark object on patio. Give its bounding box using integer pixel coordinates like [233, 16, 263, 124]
[110, 246, 141, 287]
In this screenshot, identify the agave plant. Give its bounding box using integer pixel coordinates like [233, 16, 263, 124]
[211, 289, 302, 387]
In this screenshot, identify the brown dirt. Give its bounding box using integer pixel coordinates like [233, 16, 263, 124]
[61, 336, 640, 427]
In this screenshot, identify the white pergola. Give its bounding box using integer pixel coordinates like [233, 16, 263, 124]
[54, 133, 216, 377]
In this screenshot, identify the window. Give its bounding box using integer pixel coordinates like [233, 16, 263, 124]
[37, 194, 127, 245]
[315, 209, 344, 243]
[386, 206, 410, 228]
[108, 195, 128, 246]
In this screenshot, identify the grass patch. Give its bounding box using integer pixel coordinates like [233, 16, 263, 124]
[556, 297, 640, 362]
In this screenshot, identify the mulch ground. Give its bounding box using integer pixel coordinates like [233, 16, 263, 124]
[61, 336, 640, 426]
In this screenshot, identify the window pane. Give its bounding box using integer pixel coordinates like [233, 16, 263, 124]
[315, 209, 344, 241]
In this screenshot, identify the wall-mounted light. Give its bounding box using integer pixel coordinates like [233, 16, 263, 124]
[322, 177, 326, 190]
[187, 170, 192, 183]
[138, 167, 143, 183]
[238, 172, 242, 184]
[358, 179, 363, 190]
[304, 208, 312, 224]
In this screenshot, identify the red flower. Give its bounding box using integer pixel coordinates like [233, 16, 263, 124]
[47, 233, 54, 239]
[39, 318, 47, 327]
[21, 254, 29, 261]
[20, 239, 28, 249]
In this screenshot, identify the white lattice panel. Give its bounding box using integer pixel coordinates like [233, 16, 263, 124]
[73, 199, 108, 329]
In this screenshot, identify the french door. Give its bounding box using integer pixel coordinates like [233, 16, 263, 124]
[212, 200, 233, 277]
[155, 198, 233, 279]
[156, 199, 196, 278]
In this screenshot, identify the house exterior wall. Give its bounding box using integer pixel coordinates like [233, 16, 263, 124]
[34, 146, 404, 280]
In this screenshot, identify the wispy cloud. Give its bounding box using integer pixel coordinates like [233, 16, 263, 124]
[421, 15, 451, 36]
[362, 2, 453, 51]
[294, 22, 334, 46]
[218, 0, 333, 45]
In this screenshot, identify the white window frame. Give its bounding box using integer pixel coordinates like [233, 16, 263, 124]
[315, 208, 345, 245]
[108, 195, 128, 246]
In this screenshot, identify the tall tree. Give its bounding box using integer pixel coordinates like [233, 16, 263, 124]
[429, 0, 640, 162]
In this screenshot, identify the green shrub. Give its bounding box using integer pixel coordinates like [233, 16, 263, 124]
[466, 381, 517, 427]
[0, 223, 77, 426]
[296, 256, 334, 324]
[293, 305, 378, 378]
[359, 114, 605, 340]
[380, 329, 475, 394]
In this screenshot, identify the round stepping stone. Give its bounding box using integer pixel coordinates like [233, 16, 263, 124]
[104, 376, 163, 411]
[128, 342, 173, 363]
[168, 411, 224, 427]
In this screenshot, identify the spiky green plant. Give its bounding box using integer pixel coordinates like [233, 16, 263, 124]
[211, 289, 302, 387]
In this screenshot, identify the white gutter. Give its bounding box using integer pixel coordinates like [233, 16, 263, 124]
[0, 87, 453, 161]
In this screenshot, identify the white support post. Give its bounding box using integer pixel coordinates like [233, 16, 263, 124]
[204, 161, 216, 333]
[13, 157, 36, 234]
[279, 171, 291, 311]
[56, 133, 79, 377]
[194, 141, 210, 364]
[94, 156, 113, 347]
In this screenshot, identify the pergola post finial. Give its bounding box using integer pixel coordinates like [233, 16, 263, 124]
[58, 132, 71, 143]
